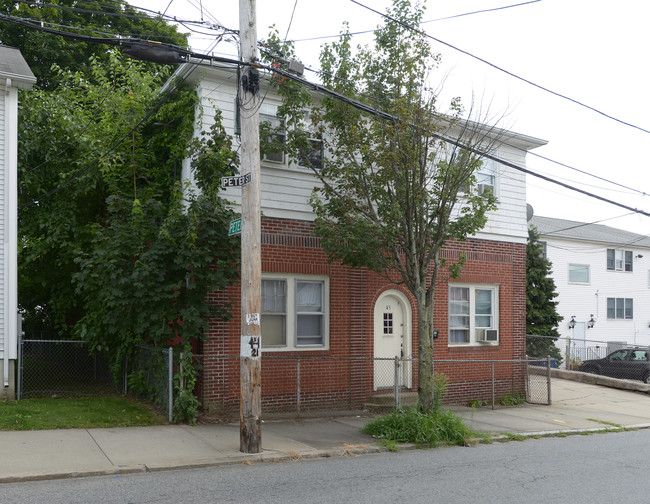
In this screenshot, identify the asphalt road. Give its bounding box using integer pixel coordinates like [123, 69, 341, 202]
[3, 429, 649, 504]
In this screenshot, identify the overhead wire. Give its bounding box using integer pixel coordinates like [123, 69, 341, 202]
[10, 6, 650, 219]
[348, 0, 650, 136]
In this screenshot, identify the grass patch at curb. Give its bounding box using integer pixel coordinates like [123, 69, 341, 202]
[362, 407, 487, 448]
[0, 396, 167, 430]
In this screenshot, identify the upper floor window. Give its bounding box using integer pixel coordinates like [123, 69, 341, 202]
[568, 264, 590, 284]
[449, 284, 499, 345]
[607, 249, 633, 272]
[259, 103, 285, 163]
[257, 103, 324, 170]
[475, 156, 497, 196]
[606, 297, 633, 319]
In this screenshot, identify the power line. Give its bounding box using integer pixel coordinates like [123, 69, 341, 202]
[298, 60, 650, 201]
[349, 0, 650, 136]
[10, 13, 650, 218]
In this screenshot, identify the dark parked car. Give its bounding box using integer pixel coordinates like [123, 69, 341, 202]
[578, 348, 650, 383]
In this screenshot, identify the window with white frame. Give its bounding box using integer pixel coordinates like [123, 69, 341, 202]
[449, 285, 499, 345]
[568, 264, 590, 284]
[606, 297, 633, 319]
[259, 103, 285, 163]
[475, 156, 497, 196]
[261, 275, 329, 350]
[606, 248, 633, 272]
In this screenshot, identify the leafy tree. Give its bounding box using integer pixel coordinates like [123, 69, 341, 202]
[526, 226, 563, 360]
[266, 0, 501, 412]
[19, 51, 240, 421]
[18, 52, 185, 333]
[0, 0, 188, 89]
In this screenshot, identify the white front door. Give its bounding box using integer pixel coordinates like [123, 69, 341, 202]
[374, 291, 411, 389]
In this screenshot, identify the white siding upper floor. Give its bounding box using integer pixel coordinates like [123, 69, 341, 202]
[174, 62, 546, 245]
[531, 216, 650, 347]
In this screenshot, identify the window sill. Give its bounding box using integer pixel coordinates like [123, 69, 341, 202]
[447, 343, 500, 351]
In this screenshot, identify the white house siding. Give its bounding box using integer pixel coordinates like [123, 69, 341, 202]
[184, 66, 545, 238]
[543, 235, 650, 347]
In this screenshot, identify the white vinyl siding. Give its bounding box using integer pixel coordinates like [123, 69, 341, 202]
[538, 233, 650, 346]
[190, 71, 544, 232]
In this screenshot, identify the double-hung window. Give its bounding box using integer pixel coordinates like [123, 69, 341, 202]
[449, 284, 499, 345]
[606, 249, 633, 272]
[475, 156, 497, 196]
[606, 297, 633, 319]
[261, 275, 329, 350]
[259, 103, 285, 163]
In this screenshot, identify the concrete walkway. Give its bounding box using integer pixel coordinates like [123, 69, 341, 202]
[1, 378, 649, 483]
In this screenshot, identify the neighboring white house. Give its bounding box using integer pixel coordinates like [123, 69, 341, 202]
[529, 215, 650, 358]
[0, 46, 36, 399]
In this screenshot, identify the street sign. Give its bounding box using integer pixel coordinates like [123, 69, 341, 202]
[228, 218, 242, 236]
[221, 173, 251, 188]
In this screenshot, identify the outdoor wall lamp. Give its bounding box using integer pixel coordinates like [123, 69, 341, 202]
[636, 254, 644, 259]
[587, 316, 596, 329]
[568, 316, 576, 329]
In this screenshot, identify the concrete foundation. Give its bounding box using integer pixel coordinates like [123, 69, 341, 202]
[0, 359, 16, 400]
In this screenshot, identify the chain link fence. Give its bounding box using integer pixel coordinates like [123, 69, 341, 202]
[526, 334, 650, 383]
[18, 336, 115, 400]
[17, 337, 174, 421]
[18, 336, 551, 420]
[124, 345, 174, 422]
[195, 354, 550, 419]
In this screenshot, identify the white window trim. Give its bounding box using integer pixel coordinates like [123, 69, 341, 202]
[568, 263, 590, 284]
[262, 273, 330, 351]
[448, 283, 499, 346]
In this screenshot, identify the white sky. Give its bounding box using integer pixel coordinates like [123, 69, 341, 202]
[136, 0, 650, 235]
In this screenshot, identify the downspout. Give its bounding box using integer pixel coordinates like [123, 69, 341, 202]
[3, 78, 12, 387]
[4, 78, 18, 388]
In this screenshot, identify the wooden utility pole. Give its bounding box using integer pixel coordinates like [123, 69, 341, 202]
[239, 0, 262, 453]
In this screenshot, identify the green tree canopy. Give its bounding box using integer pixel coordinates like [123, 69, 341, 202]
[0, 0, 188, 89]
[18, 53, 240, 357]
[267, 0, 502, 412]
[526, 226, 563, 360]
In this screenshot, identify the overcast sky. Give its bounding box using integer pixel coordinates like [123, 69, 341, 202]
[136, 0, 650, 235]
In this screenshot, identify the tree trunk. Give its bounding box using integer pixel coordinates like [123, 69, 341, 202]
[416, 296, 434, 412]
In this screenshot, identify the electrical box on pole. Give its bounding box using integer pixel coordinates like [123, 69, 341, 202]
[238, 0, 262, 454]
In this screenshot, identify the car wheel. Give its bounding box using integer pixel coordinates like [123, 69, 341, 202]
[581, 365, 597, 375]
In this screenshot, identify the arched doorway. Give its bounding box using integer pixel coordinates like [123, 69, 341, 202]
[373, 290, 412, 389]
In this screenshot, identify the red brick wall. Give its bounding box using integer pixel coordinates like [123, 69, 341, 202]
[199, 216, 527, 415]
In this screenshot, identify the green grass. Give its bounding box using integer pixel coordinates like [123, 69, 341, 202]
[362, 407, 483, 448]
[0, 396, 168, 430]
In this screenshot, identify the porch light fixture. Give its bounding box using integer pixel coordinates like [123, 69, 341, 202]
[636, 254, 644, 259]
[568, 316, 576, 329]
[587, 316, 596, 329]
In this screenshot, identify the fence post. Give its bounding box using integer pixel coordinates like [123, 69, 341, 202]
[168, 347, 173, 422]
[296, 357, 301, 419]
[17, 331, 22, 401]
[491, 361, 495, 410]
[547, 355, 552, 405]
[394, 356, 400, 409]
[123, 358, 128, 395]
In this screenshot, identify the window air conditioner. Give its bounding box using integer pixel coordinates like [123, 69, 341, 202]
[476, 329, 498, 342]
[477, 184, 493, 196]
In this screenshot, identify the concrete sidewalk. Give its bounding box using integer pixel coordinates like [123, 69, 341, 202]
[2, 378, 650, 483]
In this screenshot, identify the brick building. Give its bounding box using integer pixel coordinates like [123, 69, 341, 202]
[168, 62, 546, 415]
